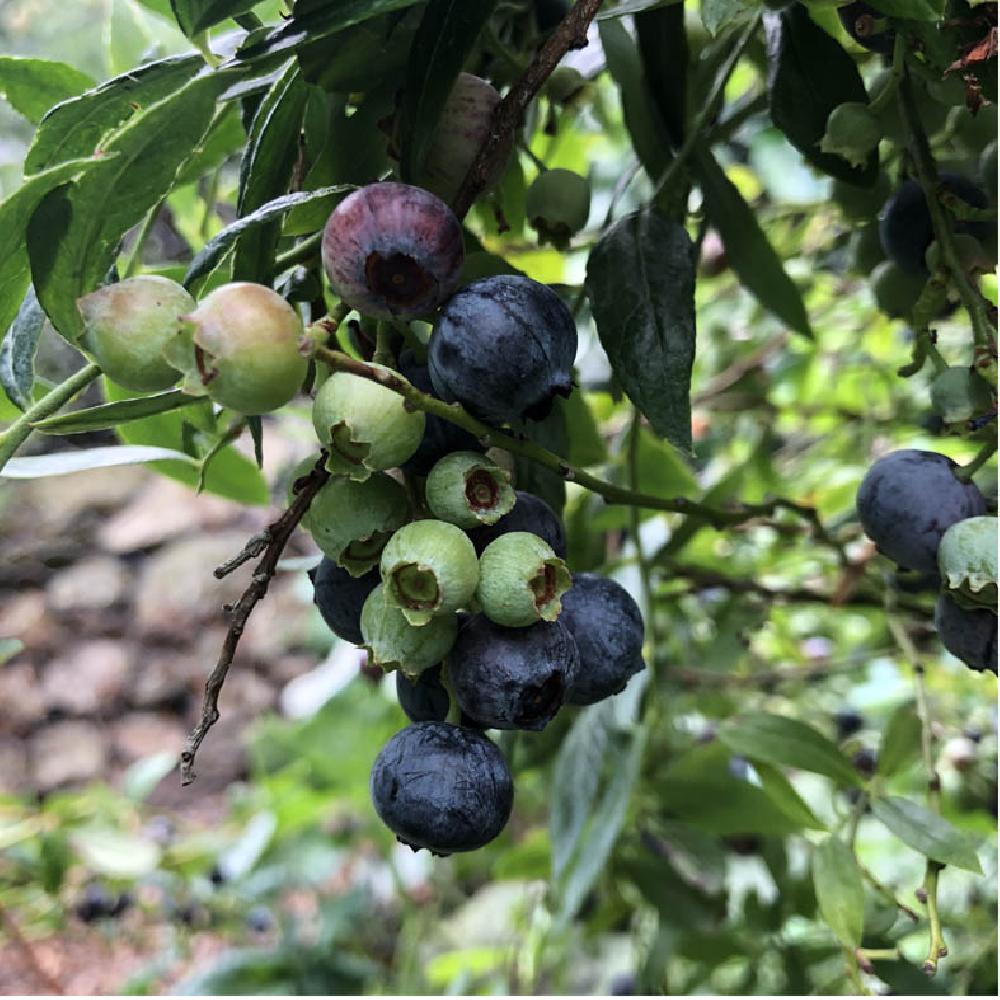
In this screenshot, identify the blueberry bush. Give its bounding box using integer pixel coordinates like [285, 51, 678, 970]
[0, 0, 997, 994]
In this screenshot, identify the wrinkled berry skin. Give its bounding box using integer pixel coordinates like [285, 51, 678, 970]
[559, 574, 645, 706]
[396, 348, 484, 476]
[311, 558, 380, 645]
[935, 594, 998, 674]
[856, 450, 987, 573]
[448, 614, 579, 730]
[370, 722, 513, 854]
[395, 663, 450, 722]
[838, 2, 894, 55]
[429, 275, 577, 426]
[322, 182, 464, 320]
[879, 175, 991, 274]
[467, 490, 567, 558]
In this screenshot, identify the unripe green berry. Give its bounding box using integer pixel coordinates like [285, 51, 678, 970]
[425, 451, 515, 529]
[361, 583, 459, 678]
[818, 102, 881, 169]
[929, 367, 995, 426]
[307, 472, 410, 576]
[925, 234, 990, 276]
[312, 369, 425, 482]
[938, 516, 998, 610]
[477, 531, 571, 627]
[544, 67, 586, 104]
[77, 276, 193, 392]
[526, 168, 591, 249]
[380, 520, 479, 626]
[163, 282, 307, 414]
[871, 261, 926, 319]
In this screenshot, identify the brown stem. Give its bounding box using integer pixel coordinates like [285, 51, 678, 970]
[451, 0, 603, 219]
[179, 455, 330, 784]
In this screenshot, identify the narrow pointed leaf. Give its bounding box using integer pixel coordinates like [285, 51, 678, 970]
[871, 796, 983, 872]
[0, 56, 95, 125]
[31, 390, 196, 434]
[1, 286, 46, 410]
[812, 836, 865, 948]
[0, 445, 196, 478]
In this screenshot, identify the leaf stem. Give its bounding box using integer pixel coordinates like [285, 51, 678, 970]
[272, 229, 324, 274]
[0, 363, 102, 473]
[310, 344, 834, 535]
[958, 437, 997, 482]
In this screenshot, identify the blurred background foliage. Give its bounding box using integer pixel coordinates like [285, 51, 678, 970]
[0, 0, 997, 995]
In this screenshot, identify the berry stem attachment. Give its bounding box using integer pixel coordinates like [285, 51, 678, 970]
[309, 344, 837, 540]
[896, 68, 996, 348]
[179, 455, 330, 784]
[0, 362, 102, 474]
[958, 438, 997, 482]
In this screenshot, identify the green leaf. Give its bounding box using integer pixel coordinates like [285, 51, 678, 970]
[239, 0, 424, 63]
[631, 424, 698, 499]
[398, 0, 499, 184]
[635, 3, 686, 148]
[764, 5, 878, 187]
[512, 402, 567, 517]
[586, 208, 695, 451]
[692, 145, 813, 338]
[0, 157, 110, 340]
[718, 712, 862, 787]
[812, 836, 865, 948]
[31, 389, 197, 434]
[870, 796, 983, 873]
[656, 741, 815, 835]
[864, 0, 945, 21]
[233, 62, 308, 284]
[877, 702, 922, 777]
[170, 0, 259, 35]
[754, 761, 826, 831]
[551, 701, 614, 879]
[701, 0, 755, 36]
[25, 55, 202, 175]
[103, 379, 269, 505]
[0, 445, 196, 479]
[556, 725, 647, 925]
[562, 391, 607, 467]
[1, 286, 46, 411]
[0, 56, 95, 125]
[70, 827, 161, 878]
[27, 69, 235, 343]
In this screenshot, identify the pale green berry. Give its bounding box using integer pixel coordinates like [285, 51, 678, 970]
[526, 168, 591, 249]
[307, 472, 410, 576]
[477, 531, 572, 627]
[77, 275, 193, 392]
[380, 519, 479, 626]
[930, 367, 995, 425]
[938, 516, 998, 611]
[312, 369, 425, 482]
[425, 451, 515, 529]
[818, 102, 881, 169]
[163, 282, 307, 414]
[360, 583, 459, 678]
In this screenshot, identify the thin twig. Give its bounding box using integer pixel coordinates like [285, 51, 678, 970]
[451, 0, 603, 219]
[179, 456, 330, 784]
[857, 862, 921, 922]
[0, 898, 64, 995]
[311, 345, 836, 538]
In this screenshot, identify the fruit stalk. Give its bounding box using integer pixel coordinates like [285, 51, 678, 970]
[0, 362, 102, 473]
[451, 0, 604, 219]
[897, 69, 997, 349]
[311, 344, 837, 542]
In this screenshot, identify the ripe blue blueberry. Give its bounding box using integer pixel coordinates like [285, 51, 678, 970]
[395, 663, 450, 723]
[447, 614, 579, 730]
[467, 490, 567, 558]
[311, 557, 380, 645]
[322, 182, 464, 320]
[856, 449, 987, 573]
[879, 174, 991, 274]
[428, 275, 577, 426]
[559, 573, 646, 705]
[370, 722, 513, 854]
[934, 593, 998, 674]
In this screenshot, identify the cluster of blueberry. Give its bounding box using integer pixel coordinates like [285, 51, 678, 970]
[856, 450, 997, 673]
[306, 181, 644, 855]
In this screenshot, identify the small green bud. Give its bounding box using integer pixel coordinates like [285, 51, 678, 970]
[425, 451, 515, 529]
[930, 367, 995, 426]
[938, 516, 998, 610]
[312, 369, 425, 482]
[477, 531, 571, 627]
[819, 102, 881, 169]
[77, 275, 193, 392]
[380, 520, 479, 626]
[526, 168, 591, 249]
[871, 261, 926, 319]
[163, 282, 307, 414]
[360, 583, 459, 678]
[307, 472, 410, 576]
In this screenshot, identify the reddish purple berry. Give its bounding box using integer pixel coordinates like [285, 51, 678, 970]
[322, 182, 464, 320]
